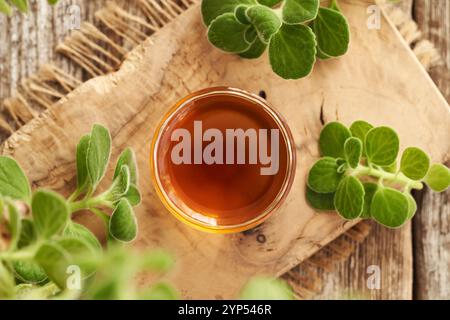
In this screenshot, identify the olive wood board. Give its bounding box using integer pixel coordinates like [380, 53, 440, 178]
[1, 0, 449, 299]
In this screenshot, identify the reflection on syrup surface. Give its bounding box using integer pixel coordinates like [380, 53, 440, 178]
[153, 88, 294, 231]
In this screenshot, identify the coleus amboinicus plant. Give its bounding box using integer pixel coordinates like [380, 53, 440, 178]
[202, 0, 350, 79]
[306, 121, 450, 228]
[0, 124, 178, 299]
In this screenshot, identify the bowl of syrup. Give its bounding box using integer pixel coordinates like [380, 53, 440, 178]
[151, 87, 296, 233]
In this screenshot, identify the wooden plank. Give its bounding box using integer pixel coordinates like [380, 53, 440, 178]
[0, 0, 111, 142]
[1, 0, 449, 299]
[412, 0, 450, 300]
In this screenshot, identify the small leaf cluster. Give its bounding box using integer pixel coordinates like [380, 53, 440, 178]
[0, 124, 176, 300]
[240, 276, 294, 300]
[306, 121, 450, 228]
[202, 0, 350, 79]
[0, 0, 60, 16]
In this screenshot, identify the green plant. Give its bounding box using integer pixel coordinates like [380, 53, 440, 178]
[240, 277, 294, 300]
[306, 120, 450, 228]
[201, 0, 350, 79]
[0, 0, 60, 15]
[0, 124, 176, 300]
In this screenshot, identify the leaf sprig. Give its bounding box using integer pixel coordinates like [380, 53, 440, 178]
[202, 0, 350, 79]
[0, 0, 60, 15]
[306, 121, 450, 228]
[0, 124, 177, 300]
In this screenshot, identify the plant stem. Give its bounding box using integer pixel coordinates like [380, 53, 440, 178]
[69, 195, 112, 213]
[351, 165, 423, 190]
[0, 244, 39, 261]
[68, 189, 81, 202]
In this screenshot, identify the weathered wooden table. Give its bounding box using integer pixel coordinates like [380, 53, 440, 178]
[0, 0, 448, 299]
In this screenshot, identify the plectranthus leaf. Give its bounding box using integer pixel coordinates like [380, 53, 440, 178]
[282, 0, 319, 24]
[365, 126, 399, 166]
[246, 5, 282, 44]
[313, 7, 349, 57]
[269, 24, 316, 79]
[306, 186, 335, 211]
[0, 156, 32, 203]
[344, 137, 362, 169]
[319, 122, 352, 158]
[400, 147, 430, 180]
[424, 164, 450, 192]
[202, 0, 257, 26]
[371, 187, 409, 228]
[307, 157, 344, 193]
[334, 176, 365, 219]
[208, 13, 251, 53]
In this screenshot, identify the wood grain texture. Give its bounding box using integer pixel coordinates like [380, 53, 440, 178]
[1, 0, 449, 299]
[412, 0, 450, 300]
[0, 0, 110, 141]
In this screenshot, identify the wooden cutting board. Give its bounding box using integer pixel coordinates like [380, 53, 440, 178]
[1, 0, 449, 299]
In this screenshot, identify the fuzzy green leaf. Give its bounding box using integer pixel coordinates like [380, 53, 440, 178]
[34, 242, 70, 289]
[63, 222, 102, 253]
[244, 26, 258, 43]
[400, 147, 430, 180]
[257, 0, 282, 6]
[107, 165, 131, 202]
[349, 120, 373, 156]
[141, 282, 179, 300]
[17, 219, 35, 249]
[0, 0, 12, 16]
[361, 182, 377, 218]
[208, 13, 251, 53]
[0, 262, 15, 299]
[269, 24, 316, 79]
[32, 190, 70, 239]
[371, 187, 409, 228]
[307, 157, 344, 193]
[235, 5, 251, 24]
[405, 193, 417, 220]
[12, 261, 47, 284]
[306, 186, 335, 211]
[124, 184, 142, 206]
[424, 163, 450, 192]
[109, 198, 137, 243]
[313, 7, 349, 57]
[87, 124, 111, 189]
[365, 126, 399, 166]
[282, 0, 319, 24]
[114, 148, 138, 185]
[240, 277, 294, 300]
[10, 0, 28, 13]
[316, 47, 332, 60]
[329, 0, 341, 11]
[6, 203, 21, 250]
[141, 250, 175, 272]
[239, 36, 267, 59]
[35, 238, 96, 289]
[246, 5, 282, 43]
[319, 122, 352, 158]
[0, 156, 31, 202]
[76, 134, 91, 194]
[344, 137, 362, 169]
[201, 0, 257, 26]
[334, 176, 365, 220]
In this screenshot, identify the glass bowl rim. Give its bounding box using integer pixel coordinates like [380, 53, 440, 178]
[150, 87, 296, 233]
